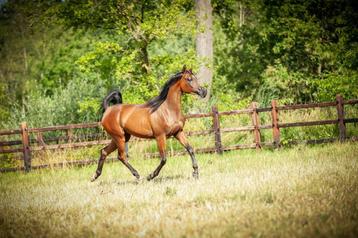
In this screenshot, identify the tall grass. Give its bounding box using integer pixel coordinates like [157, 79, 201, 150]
[0, 143, 357, 237]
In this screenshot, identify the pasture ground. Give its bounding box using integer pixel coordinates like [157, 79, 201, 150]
[0, 143, 358, 237]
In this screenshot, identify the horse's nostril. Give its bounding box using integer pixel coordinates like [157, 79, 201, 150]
[195, 87, 207, 98]
[201, 88, 207, 98]
[197, 87, 207, 98]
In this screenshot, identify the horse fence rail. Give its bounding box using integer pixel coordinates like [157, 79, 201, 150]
[0, 94, 357, 172]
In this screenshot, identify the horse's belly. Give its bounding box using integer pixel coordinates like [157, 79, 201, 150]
[124, 127, 154, 139]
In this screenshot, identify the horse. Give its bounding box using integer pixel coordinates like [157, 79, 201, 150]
[91, 66, 207, 182]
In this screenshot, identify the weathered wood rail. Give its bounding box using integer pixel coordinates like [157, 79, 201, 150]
[0, 95, 357, 172]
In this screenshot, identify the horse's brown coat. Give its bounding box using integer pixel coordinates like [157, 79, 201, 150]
[91, 68, 207, 181]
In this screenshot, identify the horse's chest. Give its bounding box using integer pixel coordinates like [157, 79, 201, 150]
[151, 110, 185, 136]
[164, 118, 184, 135]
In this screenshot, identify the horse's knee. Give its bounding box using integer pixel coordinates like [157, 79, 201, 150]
[118, 148, 127, 160]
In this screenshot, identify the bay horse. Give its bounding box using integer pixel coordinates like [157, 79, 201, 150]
[91, 66, 207, 182]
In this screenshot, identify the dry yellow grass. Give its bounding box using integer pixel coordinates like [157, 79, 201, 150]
[0, 142, 358, 237]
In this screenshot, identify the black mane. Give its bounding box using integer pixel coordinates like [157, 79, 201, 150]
[145, 72, 183, 112]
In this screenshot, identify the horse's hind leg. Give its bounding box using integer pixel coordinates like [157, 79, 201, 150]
[91, 140, 117, 182]
[116, 135, 140, 179]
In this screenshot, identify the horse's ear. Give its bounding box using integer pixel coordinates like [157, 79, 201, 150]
[182, 65, 187, 72]
[189, 68, 193, 73]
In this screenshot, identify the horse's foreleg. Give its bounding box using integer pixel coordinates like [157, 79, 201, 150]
[175, 131, 198, 179]
[117, 137, 140, 179]
[91, 140, 117, 182]
[147, 135, 167, 181]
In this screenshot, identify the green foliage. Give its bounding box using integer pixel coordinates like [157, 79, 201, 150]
[0, 0, 199, 128]
[214, 0, 358, 105]
[314, 69, 358, 101]
[4, 75, 107, 128]
[256, 64, 314, 106]
[0, 0, 357, 140]
[56, 0, 195, 70]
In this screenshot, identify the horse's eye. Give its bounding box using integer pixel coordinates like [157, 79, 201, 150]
[187, 77, 192, 82]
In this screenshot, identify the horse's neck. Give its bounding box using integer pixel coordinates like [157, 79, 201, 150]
[164, 84, 182, 117]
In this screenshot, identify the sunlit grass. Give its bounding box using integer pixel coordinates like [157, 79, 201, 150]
[0, 143, 358, 237]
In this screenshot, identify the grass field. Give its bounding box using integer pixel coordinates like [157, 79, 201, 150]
[0, 143, 358, 237]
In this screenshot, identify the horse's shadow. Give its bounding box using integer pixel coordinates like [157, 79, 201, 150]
[97, 174, 186, 187]
[152, 174, 185, 183]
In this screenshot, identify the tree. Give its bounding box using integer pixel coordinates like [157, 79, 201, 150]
[214, 0, 358, 104]
[195, 0, 213, 100]
[57, 0, 194, 74]
[0, 0, 199, 127]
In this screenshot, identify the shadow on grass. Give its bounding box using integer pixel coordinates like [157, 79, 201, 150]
[152, 174, 186, 183]
[95, 174, 187, 187]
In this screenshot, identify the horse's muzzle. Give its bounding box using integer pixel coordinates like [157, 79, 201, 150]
[196, 87, 207, 98]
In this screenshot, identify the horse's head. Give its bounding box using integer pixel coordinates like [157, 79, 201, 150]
[179, 66, 207, 98]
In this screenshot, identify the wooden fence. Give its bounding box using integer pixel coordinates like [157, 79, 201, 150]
[0, 95, 357, 172]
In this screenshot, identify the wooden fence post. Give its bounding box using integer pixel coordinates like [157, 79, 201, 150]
[251, 102, 261, 149]
[271, 100, 280, 147]
[20, 122, 31, 172]
[336, 95, 346, 142]
[67, 128, 73, 144]
[212, 106, 223, 154]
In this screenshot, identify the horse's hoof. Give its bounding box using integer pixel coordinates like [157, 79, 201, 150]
[146, 174, 153, 181]
[193, 172, 199, 179]
[133, 173, 140, 180]
[90, 173, 99, 182]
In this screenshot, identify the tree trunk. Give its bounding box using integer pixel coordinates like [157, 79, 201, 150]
[140, 1, 150, 74]
[195, 0, 213, 101]
[239, 3, 244, 27]
[141, 41, 150, 74]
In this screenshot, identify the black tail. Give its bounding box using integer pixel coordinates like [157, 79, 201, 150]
[101, 90, 122, 113]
